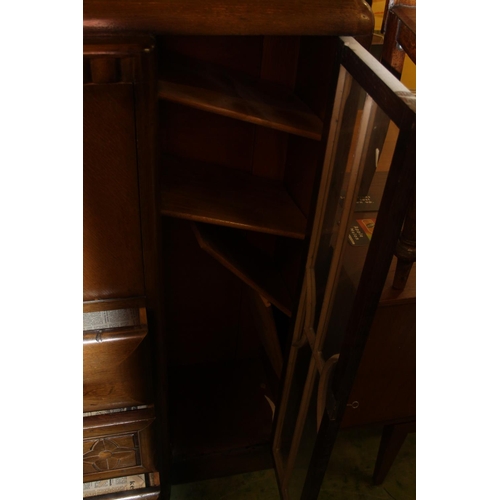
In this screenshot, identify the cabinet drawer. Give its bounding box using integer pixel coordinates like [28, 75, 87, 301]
[83, 408, 156, 482]
[83, 319, 152, 412]
[83, 82, 145, 302]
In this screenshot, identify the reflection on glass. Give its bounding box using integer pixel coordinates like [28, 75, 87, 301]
[277, 341, 312, 467]
[275, 64, 403, 498]
[287, 376, 319, 500]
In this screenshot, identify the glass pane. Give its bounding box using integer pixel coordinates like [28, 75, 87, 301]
[276, 340, 313, 467]
[312, 74, 371, 334]
[317, 73, 400, 362]
[287, 374, 319, 500]
[278, 61, 412, 499]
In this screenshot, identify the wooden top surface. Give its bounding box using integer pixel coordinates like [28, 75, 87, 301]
[83, 0, 374, 36]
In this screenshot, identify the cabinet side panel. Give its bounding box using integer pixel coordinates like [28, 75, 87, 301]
[83, 83, 145, 301]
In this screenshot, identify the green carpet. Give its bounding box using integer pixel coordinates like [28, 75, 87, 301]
[171, 426, 416, 499]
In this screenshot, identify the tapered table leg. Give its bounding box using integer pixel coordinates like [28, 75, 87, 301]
[373, 420, 415, 485]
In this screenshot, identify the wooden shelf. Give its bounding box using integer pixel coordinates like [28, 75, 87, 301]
[158, 55, 323, 140]
[192, 222, 293, 317]
[161, 156, 307, 239]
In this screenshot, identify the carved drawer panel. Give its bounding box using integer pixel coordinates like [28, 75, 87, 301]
[83, 307, 152, 412]
[84, 408, 156, 482]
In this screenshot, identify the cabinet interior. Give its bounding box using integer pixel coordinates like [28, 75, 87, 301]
[156, 35, 337, 482]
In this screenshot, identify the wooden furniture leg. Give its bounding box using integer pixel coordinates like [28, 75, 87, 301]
[373, 420, 416, 485]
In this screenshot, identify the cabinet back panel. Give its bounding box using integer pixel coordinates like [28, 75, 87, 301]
[160, 101, 256, 173]
[284, 135, 321, 218]
[294, 36, 338, 121]
[163, 218, 267, 366]
[157, 36, 264, 79]
[83, 83, 145, 301]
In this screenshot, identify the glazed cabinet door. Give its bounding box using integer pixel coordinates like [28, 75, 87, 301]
[272, 36, 415, 500]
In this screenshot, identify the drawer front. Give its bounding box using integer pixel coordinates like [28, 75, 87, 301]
[83, 81, 145, 302]
[83, 325, 152, 412]
[83, 409, 156, 482]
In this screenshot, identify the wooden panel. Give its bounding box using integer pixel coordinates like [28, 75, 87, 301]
[83, 36, 155, 58]
[341, 302, 416, 427]
[251, 36, 301, 180]
[90, 57, 119, 83]
[192, 223, 293, 317]
[158, 56, 322, 140]
[83, 409, 156, 482]
[160, 101, 255, 172]
[157, 36, 264, 79]
[83, 83, 144, 301]
[161, 156, 307, 239]
[83, 326, 152, 412]
[83, 0, 374, 36]
[162, 217, 243, 366]
[393, 6, 416, 64]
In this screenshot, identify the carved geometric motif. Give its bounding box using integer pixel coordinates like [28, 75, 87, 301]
[83, 434, 139, 474]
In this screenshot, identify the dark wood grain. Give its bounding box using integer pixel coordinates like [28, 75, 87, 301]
[160, 100, 256, 173]
[161, 156, 307, 239]
[251, 36, 300, 180]
[393, 7, 416, 65]
[83, 0, 374, 36]
[192, 222, 293, 317]
[90, 57, 119, 83]
[83, 83, 145, 301]
[158, 57, 323, 140]
[83, 35, 155, 57]
[381, 10, 406, 79]
[83, 326, 152, 412]
[84, 408, 156, 482]
[392, 7, 416, 38]
[129, 40, 172, 500]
